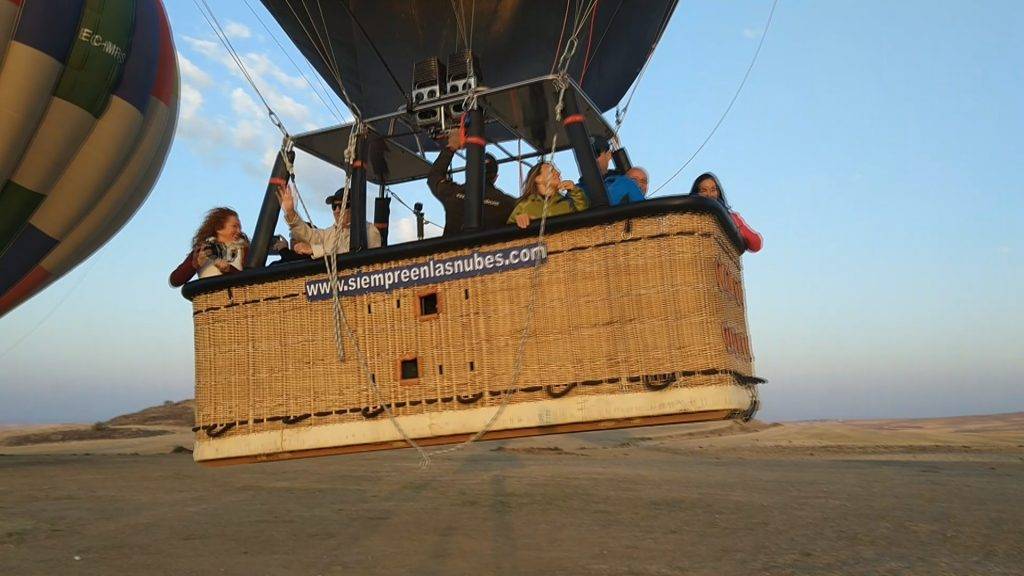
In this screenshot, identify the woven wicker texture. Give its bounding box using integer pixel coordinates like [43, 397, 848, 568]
[191, 212, 756, 443]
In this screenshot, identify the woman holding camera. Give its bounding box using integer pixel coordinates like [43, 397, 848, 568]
[168, 207, 249, 287]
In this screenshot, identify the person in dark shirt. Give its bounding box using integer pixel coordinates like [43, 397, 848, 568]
[427, 128, 517, 235]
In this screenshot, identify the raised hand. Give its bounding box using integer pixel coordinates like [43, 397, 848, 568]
[275, 184, 296, 217]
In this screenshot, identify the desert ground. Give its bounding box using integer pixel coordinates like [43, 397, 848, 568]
[1, 407, 1021, 575]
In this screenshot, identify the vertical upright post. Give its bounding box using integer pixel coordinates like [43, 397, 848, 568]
[462, 106, 485, 231]
[349, 134, 368, 252]
[374, 181, 391, 247]
[612, 147, 633, 173]
[245, 142, 291, 269]
[414, 202, 425, 240]
[562, 90, 609, 208]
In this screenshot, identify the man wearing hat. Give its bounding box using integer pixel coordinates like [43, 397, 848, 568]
[427, 128, 518, 235]
[276, 185, 381, 258]
[580, 137, 647, 206]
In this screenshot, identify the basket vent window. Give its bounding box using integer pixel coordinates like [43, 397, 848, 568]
[438, 364, 444, 375]
[401, 358, 419, 380]
[469, 361, 475, 372]
[464, 289, 470, 300]
[396, 299, 401, 308]
[367, 303, 372, 314]
[419, 292, 439, 316]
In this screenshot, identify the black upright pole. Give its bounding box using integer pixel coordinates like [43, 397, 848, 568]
[349, 135, 368, 252]
[245, 143, 291, 269]
[612, 147, 633, 172]
[374, 181, 391, 247]
[562, 90, 608, 207]
[414, 202, 425, 240]
[462, 106, 485, 231]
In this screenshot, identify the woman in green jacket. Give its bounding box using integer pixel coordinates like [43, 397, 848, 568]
[507, 162, 589, 228]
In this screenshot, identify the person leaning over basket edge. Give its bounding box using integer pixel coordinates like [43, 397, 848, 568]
[276, 185, 381, 257]
[169, 207, 249, 287]
[507, 161, 589, 229]
[689, 172, 762, 253]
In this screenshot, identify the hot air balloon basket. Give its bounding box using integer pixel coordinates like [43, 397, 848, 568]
[189, 212, 761, 465]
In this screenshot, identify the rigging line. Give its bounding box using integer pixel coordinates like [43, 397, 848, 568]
[448, 0, 468, 50]
[386, 189, 444, 230]
[469, 0, 476, 50]
[0, 255, 101, 361]
[313, 0, 357, 115]
[649, 0, 780, 197]
[549, 0, 572, 74]
[283, 0, 361, 119]
[578, 0, 600, 84]
[582, 0, 624, 82]
[241, 0, 347, 123]
[338, 0, 410, 101]
[194, 0, 282, 131]
[613, 0, 675, 135]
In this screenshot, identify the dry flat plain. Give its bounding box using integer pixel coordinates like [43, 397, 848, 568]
[1, 412, 1022, 575]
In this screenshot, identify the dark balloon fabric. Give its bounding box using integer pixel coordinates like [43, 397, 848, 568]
[0, 0, 179, 318]
[259, 0, 677, 121]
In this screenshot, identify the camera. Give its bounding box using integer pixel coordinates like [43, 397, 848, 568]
[202, 237, 225, 260]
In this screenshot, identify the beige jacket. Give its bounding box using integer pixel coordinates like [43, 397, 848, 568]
[286, 211, 381, 258]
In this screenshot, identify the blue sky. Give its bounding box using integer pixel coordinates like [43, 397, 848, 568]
[1, 0, 1021, 424]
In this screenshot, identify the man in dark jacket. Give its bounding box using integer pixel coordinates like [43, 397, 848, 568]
[427, 129, 518, 235]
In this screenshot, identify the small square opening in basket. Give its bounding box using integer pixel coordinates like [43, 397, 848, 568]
[400, 357, 420, 381]
[418, 290, 440, 319]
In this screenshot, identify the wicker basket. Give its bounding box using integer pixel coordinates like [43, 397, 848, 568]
[189, 211, 760, 465]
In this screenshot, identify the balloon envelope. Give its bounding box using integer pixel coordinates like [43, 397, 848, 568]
[0, 0, 179, 318]
[259, 0, 678, 121]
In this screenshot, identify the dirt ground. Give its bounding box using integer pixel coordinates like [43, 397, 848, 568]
[1, 415, 1022, 575]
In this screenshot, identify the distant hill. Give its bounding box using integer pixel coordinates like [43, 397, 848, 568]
[104, 400, 195, 427]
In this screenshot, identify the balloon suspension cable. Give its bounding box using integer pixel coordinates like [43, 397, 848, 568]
[282, 0, 363, 120]
[387, 189, 444, 231]
[649, 0, 780, 197]
[428, 4, 595, 459]
[240, 0, 348, 124]
[193, 0, 290, 138]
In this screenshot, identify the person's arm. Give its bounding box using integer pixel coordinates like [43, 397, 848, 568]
[507, 198, 528, 225]
[277, 184, 338, 257]
[367, 224, 382, 248]
[564, 184, 590, 212]
[427, 130, 464, 202]
[169, 251, 198, 287]
[731, 212, 763, 253]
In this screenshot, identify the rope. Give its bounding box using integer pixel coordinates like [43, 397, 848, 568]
[649, 0, 780, 197]
[281, 0, 363, 119]
[578, 0, 600, 85]
[240, 0, 348, 124]
[448, 0, 469, 50]
[426, 2, 594, 458]
[387, 189, 444, 232]
[193, 0, 288, 137]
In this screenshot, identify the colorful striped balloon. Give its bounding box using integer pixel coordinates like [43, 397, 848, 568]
[0, 0, 179, 317]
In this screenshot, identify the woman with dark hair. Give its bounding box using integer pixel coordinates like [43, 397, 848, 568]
[168, 207, 249, 287]
[507, 162, 589, 228]
[689, 172, 762, 253]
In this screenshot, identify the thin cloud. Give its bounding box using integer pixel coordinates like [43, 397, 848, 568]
[224, 21, 252, 40]
[742, 27, 761, 39]
[177, 53, 212, 88]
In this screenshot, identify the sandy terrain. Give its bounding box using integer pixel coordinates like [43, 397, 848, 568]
[1, 413, 1021, 575]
